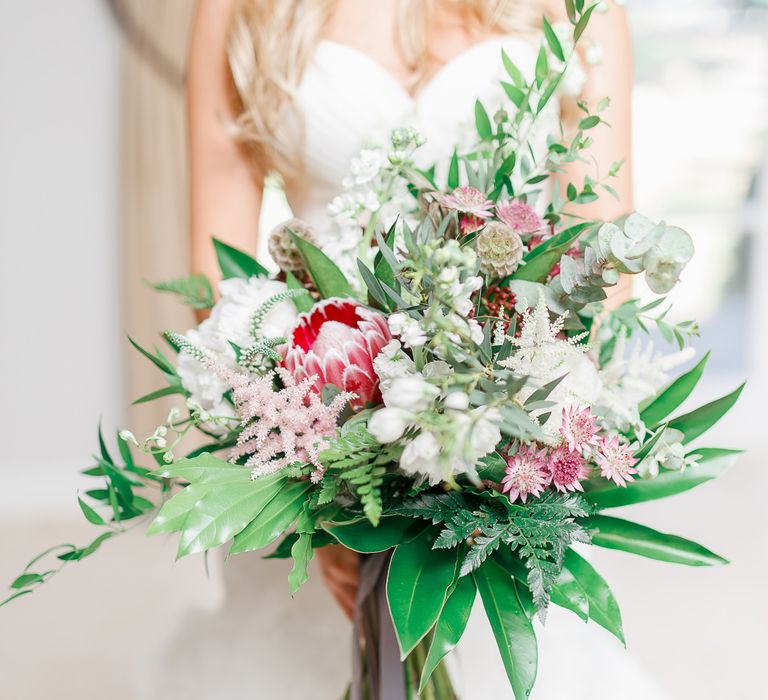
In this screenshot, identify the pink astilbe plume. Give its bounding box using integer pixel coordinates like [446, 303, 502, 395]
[176, 337, 354, 481]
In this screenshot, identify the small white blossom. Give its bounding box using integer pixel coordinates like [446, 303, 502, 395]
[400, 431, 443, 484]
[445, 391, 470, 411]
[388, 313, 427, 348]
[382, 376, 440, 412]
[368, 407, 410, 443]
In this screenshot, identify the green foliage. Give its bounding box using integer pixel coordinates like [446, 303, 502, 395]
[213, 237, 269, 279]
[585, 515, 728, 566]
[474, 559, 537, 700]
[386, 528, 459, 658]
[323, 516, 412, 553]
[397, 491, 591, 612]
[667, 383, 745, 444]
[562, 548, 625, 644]
[151, 273, 214, 309]
[640, 352, 710, 427]
[290, 232, 353, 299]
[319, 425, 400, 526]
[419, 574, 476, 692]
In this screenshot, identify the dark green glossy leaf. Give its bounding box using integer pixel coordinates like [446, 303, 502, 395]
[585, 515, 728, 566]
[563, 549, 624, 644]
[213, 237, 269, 279]
[667, 383, 744, 444]
[159, 454, 253, 484]
[474, 559, 537, 699]
[420, 575, 476, 692]
[550, 566, 589, 621]
[641, 352, 710, 427]
[585, 448, 740, 508]
[386, 528, 458, 658]
[291, 232, 353, 299]
[507, 223, 590, 284]
[323, 516, 411, 553]
[229, 480, 311, 554]
[288, 532, 314, 593]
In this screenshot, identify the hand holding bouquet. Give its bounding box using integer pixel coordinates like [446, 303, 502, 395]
[5, 5, 742, 699]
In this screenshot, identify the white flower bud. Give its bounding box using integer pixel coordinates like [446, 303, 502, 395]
[445, 391, 470, 411]
[368, 407, 409, 443]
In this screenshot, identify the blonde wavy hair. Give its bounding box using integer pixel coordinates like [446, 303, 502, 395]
[227, 0, 540, 183]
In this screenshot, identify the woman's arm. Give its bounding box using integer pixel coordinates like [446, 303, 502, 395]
[188, 0, 263, 283]
[547, 1, 635, 305]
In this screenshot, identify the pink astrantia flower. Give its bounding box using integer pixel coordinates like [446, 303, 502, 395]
[440, 186, 494, 219]
[502, 444, 552, 503]
[595, 435, 638, 487]
[548, 445, 590, 493]
[282, 298, 391, 410]
[460, 214, 485, 236]
[560, 405, 600, 453]
[495, 200, 544, 235]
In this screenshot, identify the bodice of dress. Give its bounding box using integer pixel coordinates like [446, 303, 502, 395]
[283, 36, 557, 234]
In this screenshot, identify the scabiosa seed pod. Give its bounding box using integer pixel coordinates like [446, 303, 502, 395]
[476, 222, 524, 278]
[267, 218, 317, 273]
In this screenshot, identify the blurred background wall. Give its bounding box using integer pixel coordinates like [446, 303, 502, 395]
[1, 1, 766, 698]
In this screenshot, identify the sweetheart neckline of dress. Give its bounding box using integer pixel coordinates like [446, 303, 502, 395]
[313, 36, 533, 102]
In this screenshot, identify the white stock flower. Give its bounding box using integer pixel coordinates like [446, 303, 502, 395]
[388, 313, 427, 348]
[373, 339, 417, 390]
[368, 407, 410, 443]
[400, 431, 443, 484]
[383, 376, 440, 412]
[445, 391, 470, 411]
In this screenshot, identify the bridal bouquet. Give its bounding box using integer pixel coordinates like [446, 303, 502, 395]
[6, 4, 742, 699]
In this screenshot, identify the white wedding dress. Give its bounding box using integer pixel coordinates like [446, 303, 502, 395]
[147, 37, 669, 700]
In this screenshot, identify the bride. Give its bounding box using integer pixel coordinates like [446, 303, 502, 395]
[151, 0, 665, 698]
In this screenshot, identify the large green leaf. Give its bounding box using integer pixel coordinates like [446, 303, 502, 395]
[176, 476, 288, 558]
[667, 383, 745, 444]
[585, 515, 728, 566]
[386, 529, 458, 658]
[506, 223, 590, 284]
[549, 566, 589, 622]
[159, 454, 253, 484]
[474, 559, 537, 699]
[229, 480, 311, 554]
[585, 448, 740, 508]
[291, 232, 353, 299]
[419, 575, 476, 692]
[213, 237, 269, 279]
[323, 516, 411, 553]
[563, 549, 624, 644]
[640, 352, 710, 427]
[148, 482, 218, 535]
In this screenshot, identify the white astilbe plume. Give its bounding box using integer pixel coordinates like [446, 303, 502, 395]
[597, 328, 695, 431]
[498, 294, 600, 434]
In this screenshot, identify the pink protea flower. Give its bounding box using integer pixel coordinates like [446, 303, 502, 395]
[282, 298, 391, 410]
[495, 199, 544, 235]
[548, 445, 591, 493]
[501, 444, 552, 503]
[560, 405, 600, 453]
[440, 186, 494, 218]
[460, 214, 485, 236]
[595, 435, 638, 487]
